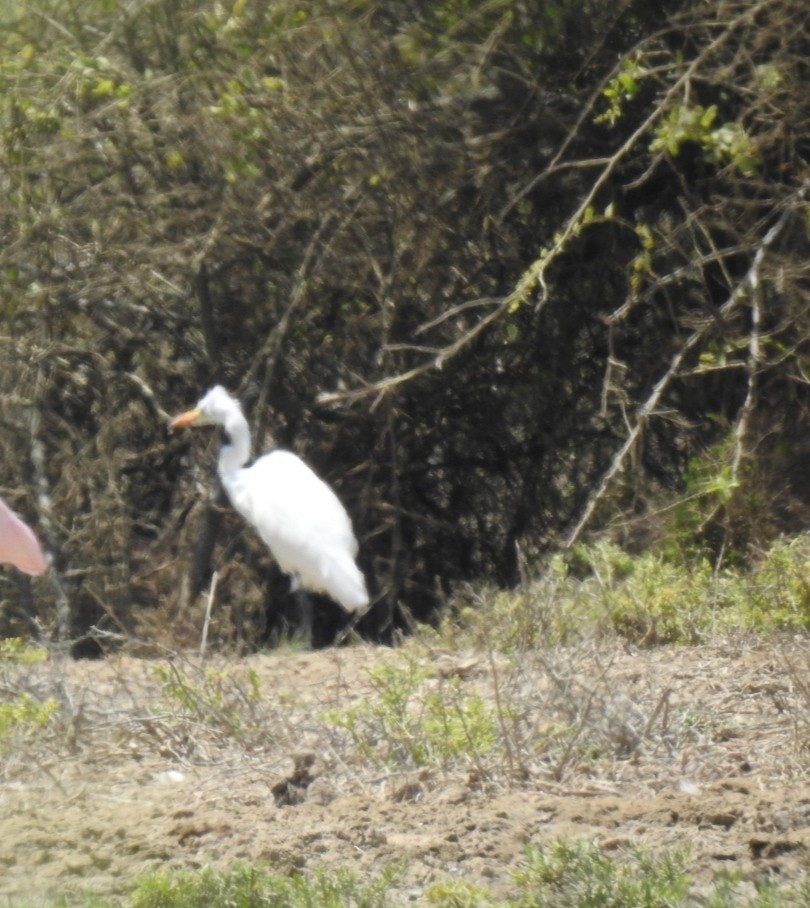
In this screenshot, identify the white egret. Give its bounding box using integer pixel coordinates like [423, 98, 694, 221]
[170, 386, 369, 639]
[0, 495, 47, 575]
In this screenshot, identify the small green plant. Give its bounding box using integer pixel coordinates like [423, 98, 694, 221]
[323, 654, 499, 769]
[513, 839, 692, 908]
[439, 554, 593, 652]
[0, 637, 57, 746]
[0, 690, 58, 743]
[508, 840, 810, 907]
[745, 535, 810, 627]
[424, 877, 491, 907]
[154, 661, 261, 737]
[589, 543, 716, 644]
[701, 870, 810, 908]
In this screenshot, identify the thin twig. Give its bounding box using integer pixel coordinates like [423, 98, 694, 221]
[200, 570, 218, 658]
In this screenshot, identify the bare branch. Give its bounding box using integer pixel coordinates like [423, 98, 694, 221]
[565, 179, 809, 549]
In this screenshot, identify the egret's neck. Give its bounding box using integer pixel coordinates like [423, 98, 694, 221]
[217, 409, 251, 478]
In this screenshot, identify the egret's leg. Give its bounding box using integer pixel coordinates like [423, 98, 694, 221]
[294, 588, 314, 647]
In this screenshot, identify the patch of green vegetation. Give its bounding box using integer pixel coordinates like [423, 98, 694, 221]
[153, 661, 261, 738]
[424, 877, 492, 907]
[38, 842, 810, 907]
[0, 637, 57, 746]
[650, 102, 761, 176]
[0, 690, 58, 743]
[509, 840, 810, 908]
[442, 534, 810, 651]
[701, 872, 810, 908]
[322, 654, 499, 769]
[580, 542, 718, 644]
[0, 636, 50, 665]
[128, 862, 402, 908]
[596, 52, 647, 126]
[513, 839, 692, 907]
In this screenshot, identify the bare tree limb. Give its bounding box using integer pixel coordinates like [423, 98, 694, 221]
[319, 0, 772, 410]
[565, 179, 809, 550]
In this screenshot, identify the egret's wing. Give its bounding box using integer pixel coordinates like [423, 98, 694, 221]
[224, 451, 367, 610]
[234, 451, 355, 546]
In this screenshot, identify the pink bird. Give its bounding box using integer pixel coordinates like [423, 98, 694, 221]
[0, 496, 47, 575]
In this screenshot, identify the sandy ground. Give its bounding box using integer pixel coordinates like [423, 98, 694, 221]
[1, 638, 809, 904]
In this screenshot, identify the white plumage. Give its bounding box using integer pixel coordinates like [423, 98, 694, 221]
[171, 386, 369, 614]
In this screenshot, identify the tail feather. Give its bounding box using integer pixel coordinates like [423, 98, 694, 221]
[309, 552, 369, 614]
[327, 557, 370, 613]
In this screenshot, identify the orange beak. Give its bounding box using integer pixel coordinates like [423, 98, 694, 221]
[169, 407, 201, 430]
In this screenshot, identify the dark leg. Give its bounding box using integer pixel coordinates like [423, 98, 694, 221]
[295, 588, 313, 648]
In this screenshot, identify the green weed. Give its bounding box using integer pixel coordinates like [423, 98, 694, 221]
[0, 637, 57, 746]
[153, 661, 262, 738]
[701, 870, 810, 908]
[513, 839, 691, 907]
[423, 878, 491, 907]
[323, 654, 499, 770]
[0, 691, 58, 743]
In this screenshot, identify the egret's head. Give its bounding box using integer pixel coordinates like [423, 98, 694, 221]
[170, 385, 242, 430]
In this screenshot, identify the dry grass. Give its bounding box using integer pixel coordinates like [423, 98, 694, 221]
[2, 629, 809, 793]
[1, 629, 809, 904]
